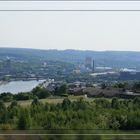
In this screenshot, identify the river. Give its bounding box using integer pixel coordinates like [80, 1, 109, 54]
[0, 80, 45, 94]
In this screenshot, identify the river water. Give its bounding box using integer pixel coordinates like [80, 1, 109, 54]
[0, 80, 45, 94]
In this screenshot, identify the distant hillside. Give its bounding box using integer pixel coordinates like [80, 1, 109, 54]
[0, 48, 140, 69]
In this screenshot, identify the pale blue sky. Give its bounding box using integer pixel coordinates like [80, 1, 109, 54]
[0, 1, 140, 51]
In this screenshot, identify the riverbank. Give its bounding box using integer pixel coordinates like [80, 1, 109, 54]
[0, 80, 9, 85]
[0, 80, 46, 94]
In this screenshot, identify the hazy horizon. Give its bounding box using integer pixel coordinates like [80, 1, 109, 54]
[1, 47, 140, 53]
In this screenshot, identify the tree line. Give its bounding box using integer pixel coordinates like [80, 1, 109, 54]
[0, 97, 140, 130]
[1, 81, 140, 103]
[0, 84, 68, 102]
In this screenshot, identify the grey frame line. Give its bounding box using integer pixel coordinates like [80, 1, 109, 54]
[0, 9, 140, 12]
[0, 133, 139, 136]
[0, 0, 140, 2]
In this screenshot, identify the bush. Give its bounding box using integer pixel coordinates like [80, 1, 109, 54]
[0, 124, 12, 130]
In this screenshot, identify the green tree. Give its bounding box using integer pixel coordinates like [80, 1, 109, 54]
[111, 97, 120, 109]
[133, 97, 140, 106]
[10, 100, 18, 108]
[18, 108, 31, 130]
[62, 98, 71, 110]
[55, 84, 68, 96]
[0, 101, 6, 111]
[31, 96, 40, 106]
[95, 98, 111, 108]
[110, 120, 120, 130]
[0, 101, 8, 123]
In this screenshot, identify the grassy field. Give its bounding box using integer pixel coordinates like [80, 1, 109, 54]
[5, 95, 89, 107]
[5, 95, 121, 107]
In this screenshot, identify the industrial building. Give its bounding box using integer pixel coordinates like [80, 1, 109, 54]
[85, 57, 95, 72]
[120, 68, 140, 80]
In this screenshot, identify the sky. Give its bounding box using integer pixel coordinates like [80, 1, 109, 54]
[0, 1, 140, 51]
